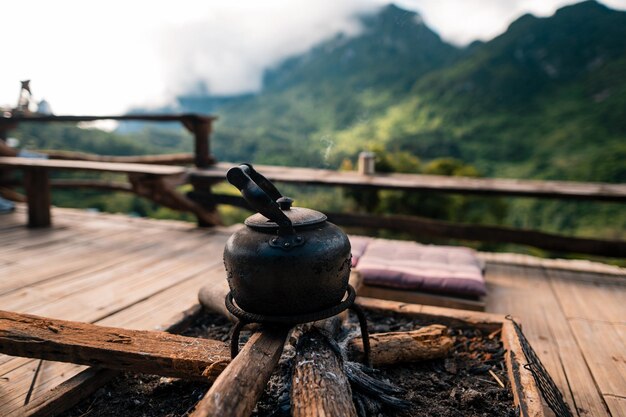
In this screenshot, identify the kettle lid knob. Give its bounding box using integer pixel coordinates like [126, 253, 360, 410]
[277, 197, 293, 210]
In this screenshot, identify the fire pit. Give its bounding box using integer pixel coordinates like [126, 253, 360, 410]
[60, 298, 547, 417]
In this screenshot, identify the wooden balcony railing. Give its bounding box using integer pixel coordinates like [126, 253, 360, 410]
[1, 114, 624, 257]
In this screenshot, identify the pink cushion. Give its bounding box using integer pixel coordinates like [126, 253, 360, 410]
[354, 238, 486, 297]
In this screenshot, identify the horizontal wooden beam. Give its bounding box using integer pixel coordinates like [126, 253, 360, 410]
[0, 114, 216, 124]
[22, 304, 204, 417]
[0, 310, 230, 381]
[191, 162, 626, 202]
[327, 211, 626, 258]
[50, 179, 133, 192]
[210, 193, 626, 257]
[42, 150, 194, 165]
[0, 157, 186, 176]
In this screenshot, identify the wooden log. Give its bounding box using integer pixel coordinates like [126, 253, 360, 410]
[290, 271, 363, 417]
[501, 321, 545, 417]
[24, 168, 51, 228]
[291, 328, 357, 417]
[348, 325, 454, 366]
[198, 280, 235, 321]
[0, 310, 230, 381]
[23, 302, 206, 417]
[190, 326, 289, 417]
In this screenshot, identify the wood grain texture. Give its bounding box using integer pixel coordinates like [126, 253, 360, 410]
[291, 328, 357, 417]
[348, 325, 454, 366]
[0, 310, 230, 380]
[501, 321, 545, 417]
[356, 296, 504, 332]
[359, 284, 485, 312]
[190, 327, 289, 417]
[485, 262, 611, 417]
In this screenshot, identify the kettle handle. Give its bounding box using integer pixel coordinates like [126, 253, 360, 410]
[227, 164, 295, 236]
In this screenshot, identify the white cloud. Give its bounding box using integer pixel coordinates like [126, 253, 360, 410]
[1, 0, 624, 115]
[158, 0, 374, 97]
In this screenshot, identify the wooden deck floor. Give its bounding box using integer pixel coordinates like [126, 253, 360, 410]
[1, 207, 624, 416]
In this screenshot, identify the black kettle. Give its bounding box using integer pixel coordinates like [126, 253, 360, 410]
[223, 164, 351, 316]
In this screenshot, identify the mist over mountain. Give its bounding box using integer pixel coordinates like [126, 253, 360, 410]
[150, 1, 624, 186]
[97, 1, 626, 237]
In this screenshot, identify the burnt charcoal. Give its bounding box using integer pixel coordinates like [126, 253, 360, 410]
[63, 308, 515, 417]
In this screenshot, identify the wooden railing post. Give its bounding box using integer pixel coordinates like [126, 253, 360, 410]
[180, 116, 222, 227]
[191, 117, 212, 169]
[24, 168, 51, 228]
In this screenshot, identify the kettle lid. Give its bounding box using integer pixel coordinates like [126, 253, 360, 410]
[244, 197, 327, 230]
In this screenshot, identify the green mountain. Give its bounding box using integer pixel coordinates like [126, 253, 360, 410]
[206, 1, 626, 237]
[338, 0, 626, 181]
[210, 1, 625, 175]
[209, 4, 461, 165]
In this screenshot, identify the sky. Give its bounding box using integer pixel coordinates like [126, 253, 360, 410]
[2, 0, 625, 115]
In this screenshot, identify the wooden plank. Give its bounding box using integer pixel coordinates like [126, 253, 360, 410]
[42, 150, 194, 165]
[604, 395, 626, 417]
[547, 268, 626, 324]
[0, 157, 186, 176]
[0, 310, 229, 380]
[327, 211, 626, 258]
[0, 231, 227, 314]
[23, 169, 50, 228]
[21, 305, 205, 417]
[0, 114, 216, 124]
[0, 227, 166, 296]
[485, 262, 611, 417]
[356, 296, 504, 332]
[0, 230, 227, 371]
[24, 368, 118, 417]
[192, 162, 626, 202]
[479, 252, 626, 277]
[568, 319, 626, 398]
[358, 284, 485, 311]
[0, 230, 226, 332]
[0, 225, 128, 263]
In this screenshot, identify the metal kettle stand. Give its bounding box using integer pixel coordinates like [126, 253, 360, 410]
[225, 285, 371, 366]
